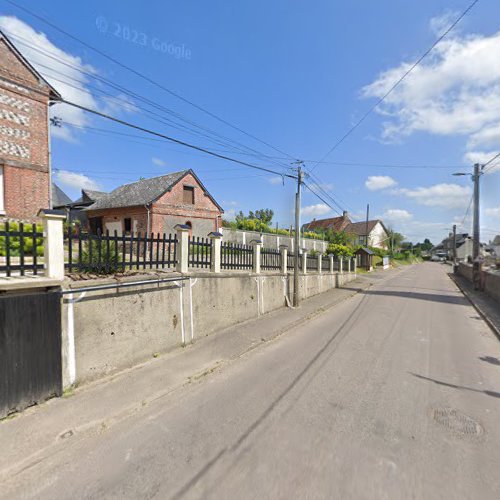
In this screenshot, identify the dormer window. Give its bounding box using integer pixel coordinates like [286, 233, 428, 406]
[183, 185, 195, 204]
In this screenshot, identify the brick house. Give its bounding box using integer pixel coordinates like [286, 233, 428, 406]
[303, 211, 389, 249]
[0, 29, 61, 220]
[86, 169, 223, 236]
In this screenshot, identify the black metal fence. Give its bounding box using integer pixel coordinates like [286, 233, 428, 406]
[221, 242, 253, 270]
[322, 255, 330, 270]
[287, 253, 295, 270]
[0, 221, 44, 277]
[307, 254, 318, 270]
[261, 247, 281, 271]
[65, 229, 177, 274]
[188, 236, 211, 269]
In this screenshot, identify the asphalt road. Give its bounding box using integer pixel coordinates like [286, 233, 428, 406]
[5, 263, 500, 499]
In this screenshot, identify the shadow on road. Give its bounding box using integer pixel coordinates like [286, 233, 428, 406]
[479, 356, 500, 366]
[410, 372, 500, 399]
[341, 288, 467, 306]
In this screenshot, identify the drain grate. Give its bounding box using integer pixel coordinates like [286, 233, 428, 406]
[432, 408, 483, 436]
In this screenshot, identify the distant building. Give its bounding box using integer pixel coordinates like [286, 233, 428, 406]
[437, 232, 473, 261]
[85, 169, 223, 236]
[303, 211, 389, 249]
[0, 29, 61, 220]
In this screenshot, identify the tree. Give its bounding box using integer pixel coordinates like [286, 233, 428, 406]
[248, 209, 274, 225]
[386, 227, 405, 254]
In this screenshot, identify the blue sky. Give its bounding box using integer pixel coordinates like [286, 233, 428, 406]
[1, 0, 499, 243]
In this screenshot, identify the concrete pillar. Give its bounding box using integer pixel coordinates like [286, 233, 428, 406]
[317, 252, 323, 274]
[347, 257, 351, 273]
[250, 240, 262, 274]
[302, 250, 308, 275]
[340, 257, 344, 274]
[329, 254, 334, 273]
[175, 224, 190, 273]
[38, 209, 65, 280]
[208, 231, 222, 273]
[279, 245, 288, 274]
[353, 257, 357, 273]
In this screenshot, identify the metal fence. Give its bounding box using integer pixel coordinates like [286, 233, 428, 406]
[221, 242, 253, 270]
[0, 222, 44, 277]
[65, 229, 177, 274]
[322, 255, 330, 270]
[307, 254, 318, 271]
[188, 236, 211, 269]
[261, 247, 281, 271]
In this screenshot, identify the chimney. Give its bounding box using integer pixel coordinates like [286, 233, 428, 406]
[343, 211, 349, 219]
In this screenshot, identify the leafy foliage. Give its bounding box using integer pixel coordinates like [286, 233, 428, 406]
[327, 243, 354, 258]
[79, 238, 120, 274]
[0, 221, 44, 257]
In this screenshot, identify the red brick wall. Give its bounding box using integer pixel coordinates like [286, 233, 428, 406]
[86, 206, 149, 234]
[0, 37, 51, 220]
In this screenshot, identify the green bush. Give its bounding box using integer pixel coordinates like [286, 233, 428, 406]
[79, 239, 120, 274]
[0, 221, 44, 257]
[326, 243, 354, 258]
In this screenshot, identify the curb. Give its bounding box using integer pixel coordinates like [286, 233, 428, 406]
[449, 273, 500, 341]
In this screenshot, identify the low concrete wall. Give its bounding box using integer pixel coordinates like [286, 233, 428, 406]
[61, 269, 356, 387]
[221, 228, 328, 253]
[457, 262, 500, 303]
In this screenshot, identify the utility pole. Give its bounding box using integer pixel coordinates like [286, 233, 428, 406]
[452, 224, 457, 271]
[293, 162, 303, 307]
[364, 204, 370, 248]
[472, 163, 482, 289]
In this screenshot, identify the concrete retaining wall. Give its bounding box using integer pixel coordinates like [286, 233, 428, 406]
[457, 262, 500, 303]
[221, 228, 328, 253]
[61, 270, 356, 387]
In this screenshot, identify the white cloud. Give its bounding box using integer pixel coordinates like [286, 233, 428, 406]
[0, 16, 137, 142]
[268, 176, 283, 185]
[382, 209, 413, 222]
[396, 183, 471, 208]
[365, 175, 397, 191]
[302, 203, 331, 217]
[0, 16, 98, 142]
[485, 207, 500, 219]
[152, 157, 167, 167]
[55, 170, 101, 191]
[463, 150, 500, 174]
[362, 22, 500, 163]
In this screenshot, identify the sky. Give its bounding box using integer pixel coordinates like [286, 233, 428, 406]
[1, 0, 499, 244]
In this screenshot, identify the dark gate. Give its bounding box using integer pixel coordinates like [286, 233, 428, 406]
[0, 288, 62, 418]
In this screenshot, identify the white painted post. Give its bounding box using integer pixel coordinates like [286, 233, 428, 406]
[317, 252, 323, 274]
[38, 209, 65, 280]
[339, 257, 344, 274]
[347, 257, 351, 273]
[329, 254, 334, 273]
[279, 245, 288, 274]
[302, 250, 308, 275]
[208, 231, 222, 273]
[251, 239, 262, 274]
[175, 224, 190, 273]
[353, 256, 357, 274]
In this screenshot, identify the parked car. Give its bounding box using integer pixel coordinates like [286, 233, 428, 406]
[431, 254, 446, 262]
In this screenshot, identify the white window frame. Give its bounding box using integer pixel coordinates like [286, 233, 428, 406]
[0, 166, 4, 214]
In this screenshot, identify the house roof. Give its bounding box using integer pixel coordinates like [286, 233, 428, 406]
[0, 29, 61, 100]
[87, 169, 223, 212]
[345, 220, 386, 236]
[303, 215, 350, 232]
[492, 235, 500, 246]
[68, 189, 107, 208]
[355, 247, 374, 255]
[51, 183, 72, 208]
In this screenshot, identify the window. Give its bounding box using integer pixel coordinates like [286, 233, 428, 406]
[183, 185, 195, 204]
[0, 166, 4, 213]
[124, 217, 132, 233]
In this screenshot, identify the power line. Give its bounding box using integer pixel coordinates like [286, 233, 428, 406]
[0, 29, 292, 167]
[482, 152, 500, 174]
[309, 0, 479, 173]
[302, 182, 342, 216]
[4, 0, 297, 162]
[0, 72, 297, 181]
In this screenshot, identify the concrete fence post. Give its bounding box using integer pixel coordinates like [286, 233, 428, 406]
[38, 209, 66, 280]
[279, 245, 288, 274]
[353, 257, 357, 274]
[339, 257, 344, 274]
[250, 239, 262, 274]
[317, 252, 323, 274]
[329, 254, 334, 273]
[347, 257, 351, 273]
[302, 250, 308, 275]
[208, 231, 222, 273]
[175, 224, 190, 273]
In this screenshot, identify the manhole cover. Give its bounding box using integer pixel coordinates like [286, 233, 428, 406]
[432, 408, 483, 436]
